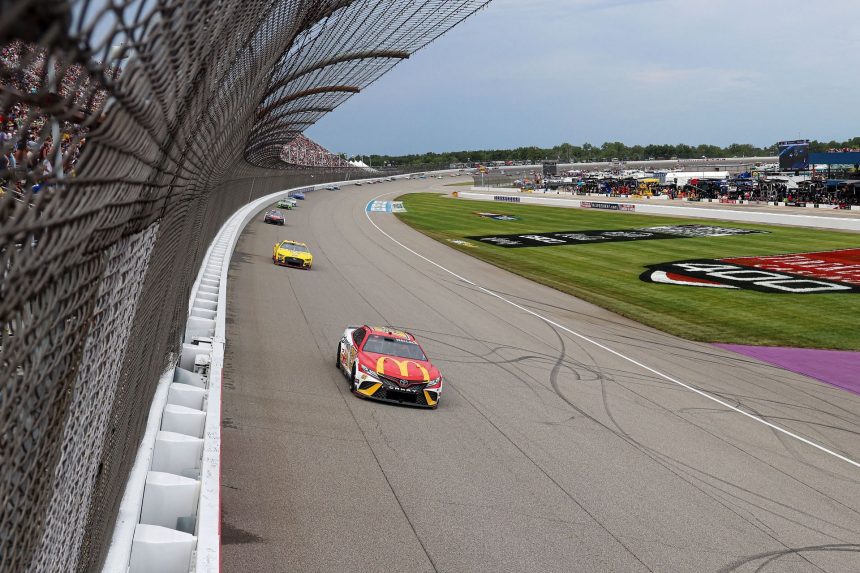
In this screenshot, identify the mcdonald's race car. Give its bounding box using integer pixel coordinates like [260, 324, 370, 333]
[272, 240, 313, 269]
[336, 325, 442, 409]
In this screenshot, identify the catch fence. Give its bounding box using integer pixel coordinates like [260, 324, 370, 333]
[0, 1, 489, 570]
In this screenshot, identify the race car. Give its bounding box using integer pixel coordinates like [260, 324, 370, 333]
[293, 192, 305, 200]
[272, 240, 313, 269]
[336, 325, 443, 408]
[263, 210, 285, 225]
[276, 197, 296, 209]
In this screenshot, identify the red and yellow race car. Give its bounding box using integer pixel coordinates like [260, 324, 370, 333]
[336, 325, 443, 408]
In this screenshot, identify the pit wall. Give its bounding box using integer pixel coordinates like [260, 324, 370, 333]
[471, 187, 860, 213]
[457, 192, 860, 232]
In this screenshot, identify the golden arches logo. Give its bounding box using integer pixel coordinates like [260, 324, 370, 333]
[375, 357, 430, 381]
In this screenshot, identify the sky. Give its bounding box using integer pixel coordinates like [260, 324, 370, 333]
[305, 0, 860, 156]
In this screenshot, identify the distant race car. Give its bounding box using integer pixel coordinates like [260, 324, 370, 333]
[354, 182, 362, 186]
[264, 210, 285, 225]
[293, 192, 305, 200]
[336, 325, 443, 409]
[273, 240, 313, 269]
[277, 198, 296, 209]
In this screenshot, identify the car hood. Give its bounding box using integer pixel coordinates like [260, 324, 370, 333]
[359, 351, 439, 381]
[276, 248, 311, 259]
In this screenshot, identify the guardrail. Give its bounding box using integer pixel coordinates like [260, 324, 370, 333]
[102, 171, 441, 572]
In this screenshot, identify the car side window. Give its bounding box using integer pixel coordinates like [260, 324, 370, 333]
[352, 328, 366, 347]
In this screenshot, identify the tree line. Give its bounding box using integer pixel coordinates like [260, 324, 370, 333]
[357, 137, 860, 167]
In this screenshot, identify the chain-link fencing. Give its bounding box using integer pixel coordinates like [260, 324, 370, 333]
[0, 1, 490, 570]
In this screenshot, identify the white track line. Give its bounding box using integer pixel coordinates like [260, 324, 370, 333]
[365, 194, 860, 470]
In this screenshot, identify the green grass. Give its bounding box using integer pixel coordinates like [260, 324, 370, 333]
[396, 193, 860, 350]
[444, 181, 478, 187]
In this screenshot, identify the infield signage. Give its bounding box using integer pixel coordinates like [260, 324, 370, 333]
[475, 212, 520, 221]
[366, 200, 407, 213]
[581, 201, 636, 212]
[469, 224, 765, 248]
[641, 249, 860, 294]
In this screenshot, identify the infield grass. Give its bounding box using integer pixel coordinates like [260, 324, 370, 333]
[395, 193, 860, 350]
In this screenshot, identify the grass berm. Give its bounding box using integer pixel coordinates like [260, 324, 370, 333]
[395, 193, 860, 350]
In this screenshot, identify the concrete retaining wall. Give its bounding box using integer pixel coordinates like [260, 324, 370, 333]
[456, 192, 860, 232]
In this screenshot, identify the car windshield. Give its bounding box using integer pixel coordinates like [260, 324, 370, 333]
[363, 336, 426, 360]
[282, 243, 307, 252]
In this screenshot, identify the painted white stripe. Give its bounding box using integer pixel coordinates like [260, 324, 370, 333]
[649, 270, 737, 289]
[365, 193, 860, 470]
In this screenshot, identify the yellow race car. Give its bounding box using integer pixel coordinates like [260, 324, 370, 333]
[272, 240, 313, 269]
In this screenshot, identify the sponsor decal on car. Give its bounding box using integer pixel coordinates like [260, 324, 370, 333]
[468, 224, 765, 249]
[376, 357, 430, 381]
[640, 248, 860, 294]
[580, 201, 636, 212]
[475, 212, 520, 221]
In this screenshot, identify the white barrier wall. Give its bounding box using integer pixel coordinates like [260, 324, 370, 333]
[456, 192, 860, 232]
[102, 171, 433, 573]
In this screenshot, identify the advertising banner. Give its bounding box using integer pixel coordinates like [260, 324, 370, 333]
[580, 201, 636, 212]
[469, 225, 765, 248]
[640, 249, 860, 294]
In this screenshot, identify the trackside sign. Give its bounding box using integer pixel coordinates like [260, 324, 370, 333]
[580, 201, 635, 212]
[640, 249, 860, 294]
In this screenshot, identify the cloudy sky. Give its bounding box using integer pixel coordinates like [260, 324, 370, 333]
[306, 0, 860, 156]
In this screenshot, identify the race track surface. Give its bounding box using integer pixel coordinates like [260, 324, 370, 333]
[221, 178, 860, 572]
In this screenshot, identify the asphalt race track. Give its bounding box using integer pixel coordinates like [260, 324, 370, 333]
[221, 178, 860, 572]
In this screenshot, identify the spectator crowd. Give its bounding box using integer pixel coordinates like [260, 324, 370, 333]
[1, 40, 106, 198]
[280, 134, 351, 169]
